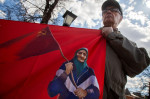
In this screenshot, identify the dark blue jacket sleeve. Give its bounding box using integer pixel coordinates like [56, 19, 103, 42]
[47, 63, 68, 97]
[84, 68, 100, 99]
[85, 85, 100, 99]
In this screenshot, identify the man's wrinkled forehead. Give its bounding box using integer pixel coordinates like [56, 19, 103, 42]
[103, 6, 117, 10]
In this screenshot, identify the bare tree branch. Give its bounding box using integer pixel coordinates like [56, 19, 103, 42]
[41, 0, 59, 24]
[23, 0, 44, 13]
[1, 0, 68, 24]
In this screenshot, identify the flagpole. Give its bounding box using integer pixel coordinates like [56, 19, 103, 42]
[58, 45, 78, 89]
[48, 26, 78, 89]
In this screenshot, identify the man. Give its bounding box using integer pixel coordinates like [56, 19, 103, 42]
[100, 0, 150, 99]
[48, 48, 100, 99]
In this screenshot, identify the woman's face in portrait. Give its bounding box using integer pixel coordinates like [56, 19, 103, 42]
[76, 50, 87, 63]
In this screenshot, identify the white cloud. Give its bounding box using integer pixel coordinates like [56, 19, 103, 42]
[64, 0, 102, 28]
[129, 0, 134, 4]
[146, 0, 150, 8]
[119, 18, 150, 52]
[0, 10, 6, 18]
[124, 6, 148, 25]
[133, 2, 136, 5]
[21, 0, 45, 15]
[21, 0, 64, 22]
[125, 6, 134, 12]
[120, 3, 126, 10]
[0, 0, 5, 3]
[125, 10, 148, 25]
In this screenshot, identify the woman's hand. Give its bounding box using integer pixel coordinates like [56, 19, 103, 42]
[65, 62, 73, 75]
[74, 88, 87, 98]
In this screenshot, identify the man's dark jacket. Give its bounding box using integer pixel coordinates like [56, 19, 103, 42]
[102, 30, 150, 99]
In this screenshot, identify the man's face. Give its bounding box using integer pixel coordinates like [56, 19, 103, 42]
[77, 50, 87, 63]
[102, 6, 122, 27]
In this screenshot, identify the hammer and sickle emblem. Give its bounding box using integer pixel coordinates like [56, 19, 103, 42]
[37, 30, 47, 37]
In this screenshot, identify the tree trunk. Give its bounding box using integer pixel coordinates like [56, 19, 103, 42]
[40, 0, 59, 24]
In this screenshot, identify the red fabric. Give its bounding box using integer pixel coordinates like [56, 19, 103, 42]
[0, 19, 106, 99]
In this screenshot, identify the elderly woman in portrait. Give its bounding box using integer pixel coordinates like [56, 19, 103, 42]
[48, 48, 100, 99]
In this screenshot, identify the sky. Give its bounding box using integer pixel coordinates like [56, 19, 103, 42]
[0, 0, 150, 96]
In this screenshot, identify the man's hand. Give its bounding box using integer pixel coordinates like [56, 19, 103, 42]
[101, 27, 113, 37]
[65, 62, 73, 75]
[74, 88, 87, 98]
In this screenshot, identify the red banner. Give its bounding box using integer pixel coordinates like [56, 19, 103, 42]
[0, 19, 106, 99]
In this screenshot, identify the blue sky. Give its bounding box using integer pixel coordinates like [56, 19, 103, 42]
[0, 0, 150, 96]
